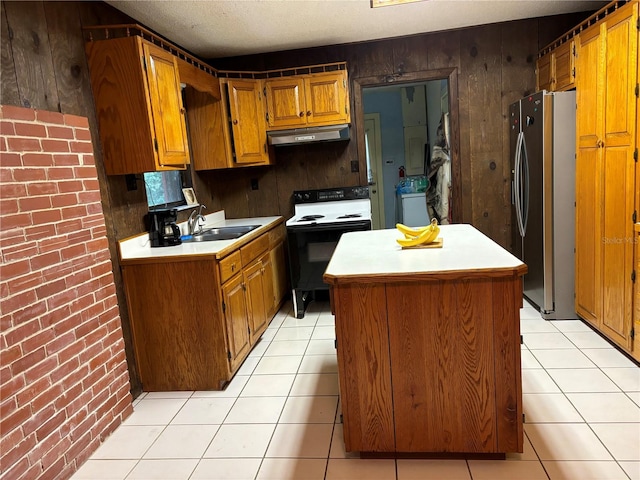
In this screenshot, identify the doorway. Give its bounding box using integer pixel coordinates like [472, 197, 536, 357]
[353, 69, 460, 229]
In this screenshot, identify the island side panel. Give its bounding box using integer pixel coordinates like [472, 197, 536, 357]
[492, 275, 524, 452]
[122, 260, 229, 390]
[387, 279, 497, 453]
[332, 284, 395, 452]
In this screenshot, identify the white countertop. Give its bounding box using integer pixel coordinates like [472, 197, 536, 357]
[118, 211, 283, 262]
[324, 224, 526, 282]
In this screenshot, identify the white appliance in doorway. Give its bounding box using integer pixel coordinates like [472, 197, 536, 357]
[397, 192, 429, 227]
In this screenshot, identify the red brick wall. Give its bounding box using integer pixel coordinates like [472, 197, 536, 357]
[0, 105, 133, 480]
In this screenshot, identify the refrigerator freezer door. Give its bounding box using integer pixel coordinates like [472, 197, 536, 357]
[509, 100, 523, 261]
[520, 92, 548, 312]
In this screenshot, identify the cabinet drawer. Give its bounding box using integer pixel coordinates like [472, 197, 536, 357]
[269, 224, 286, 247]
[241, 234, 269, 265]
[219, 251, 242, 284]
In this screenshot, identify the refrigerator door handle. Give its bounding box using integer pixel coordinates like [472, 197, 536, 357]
[520, 132, 530, 235]
[514, 131, 525, 237]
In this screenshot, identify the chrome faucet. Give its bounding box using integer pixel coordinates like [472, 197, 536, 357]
[188, 204, 206, 235]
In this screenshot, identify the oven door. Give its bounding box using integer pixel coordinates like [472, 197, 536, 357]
[287, 220, 371, 293]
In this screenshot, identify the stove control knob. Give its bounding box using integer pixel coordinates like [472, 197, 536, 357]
[304, 193, 310, 200]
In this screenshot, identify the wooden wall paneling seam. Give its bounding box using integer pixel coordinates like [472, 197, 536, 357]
[461, 25, 506, 247]
[390, 35, 430, 74]
[42, 2, 90, 116]
[3, 1, 60, 111]
[0, 2, 19, 106]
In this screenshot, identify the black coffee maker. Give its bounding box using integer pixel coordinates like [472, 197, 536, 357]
[148, 209, 182, 247]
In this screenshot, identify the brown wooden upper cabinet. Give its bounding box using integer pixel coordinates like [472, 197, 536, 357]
[265, 71, 350, 129]
[187, 77, 273, 170]
[85, 36, 190, 175]
[227, 79, 272, 165]
[536, 39, 575, 92]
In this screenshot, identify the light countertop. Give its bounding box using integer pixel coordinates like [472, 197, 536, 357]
[323, 224, 527, 284]
[118, 211, 283, 264]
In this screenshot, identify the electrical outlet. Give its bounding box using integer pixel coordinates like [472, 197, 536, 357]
[251, 178, 259, 190]
[350, 161, 359, 173]
[125, 174, 137, 191]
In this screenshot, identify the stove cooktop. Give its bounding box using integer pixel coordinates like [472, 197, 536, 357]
[286, 186, 372, 228]
[286, 199, 371, 227]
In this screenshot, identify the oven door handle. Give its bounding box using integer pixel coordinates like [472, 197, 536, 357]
[286, 220, 371, 232]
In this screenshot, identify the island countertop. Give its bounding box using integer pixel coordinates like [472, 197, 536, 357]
[324, 224, 527, 284]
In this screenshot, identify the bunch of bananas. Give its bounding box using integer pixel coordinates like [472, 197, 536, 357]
[396, 218, 440, 247]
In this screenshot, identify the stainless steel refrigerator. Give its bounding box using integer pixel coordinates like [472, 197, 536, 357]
[509, 90, 578, 320]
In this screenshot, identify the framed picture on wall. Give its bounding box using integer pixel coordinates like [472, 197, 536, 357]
[182, 187, 198, 206]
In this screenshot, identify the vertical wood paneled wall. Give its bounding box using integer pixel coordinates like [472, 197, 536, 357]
[0, 0, 587, 393]
[211, 12, 586, 247]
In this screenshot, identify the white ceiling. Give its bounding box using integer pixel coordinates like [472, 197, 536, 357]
[106, 0, 607, 59]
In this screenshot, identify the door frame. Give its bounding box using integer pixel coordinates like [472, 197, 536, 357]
[352, 68, 461, 223]
[364, 113, 385, 229]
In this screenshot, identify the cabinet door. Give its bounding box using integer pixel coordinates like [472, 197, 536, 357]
[184, 86, 232, 170]
[304, 71, 349, 126]
[260, 251, 276, 320]
[600, 4, 637, 348]
[142, 42, 190, 168]
[554, 40, 575, 91]
[222, 274, 251, 372]
[270, 241, 288, 318]
[575, 22, 604, 325]
[575, 147, 602, 325]
[265, 77, 306, 129]
[227, 79, 270, 165]
[244, 260, 268, 344]
[536, 52, 554, 92]
[577, 24, 604, 151]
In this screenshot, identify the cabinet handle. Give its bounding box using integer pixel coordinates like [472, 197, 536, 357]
[233, 119, 238, 125]
[306, 111, 312, 116]
[597, 139, 605, 148]
[180, 108, 186, 115]
[231, 264, 235, 272]
[299, 112, 304, 117]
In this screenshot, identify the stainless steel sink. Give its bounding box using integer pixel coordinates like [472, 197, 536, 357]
[184, 225, 260, 242]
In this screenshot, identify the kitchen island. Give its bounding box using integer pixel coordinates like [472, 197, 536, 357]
[323, 224, 527, 455]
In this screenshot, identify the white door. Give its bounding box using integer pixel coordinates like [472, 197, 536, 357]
[364, 114, 385, 229]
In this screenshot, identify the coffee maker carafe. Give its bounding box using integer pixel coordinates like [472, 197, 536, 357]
[148, 209, 182, 247]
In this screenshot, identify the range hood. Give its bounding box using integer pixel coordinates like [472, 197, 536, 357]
[267, 124, 350, 146]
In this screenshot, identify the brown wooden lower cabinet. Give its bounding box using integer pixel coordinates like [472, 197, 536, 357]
[121, 225, 287, 391]
[331, 277, 524, 454]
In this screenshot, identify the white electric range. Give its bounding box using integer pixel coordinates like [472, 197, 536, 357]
[285, 186, 372, 318]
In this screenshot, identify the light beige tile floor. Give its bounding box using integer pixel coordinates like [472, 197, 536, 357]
[73, 300, 640, 480]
